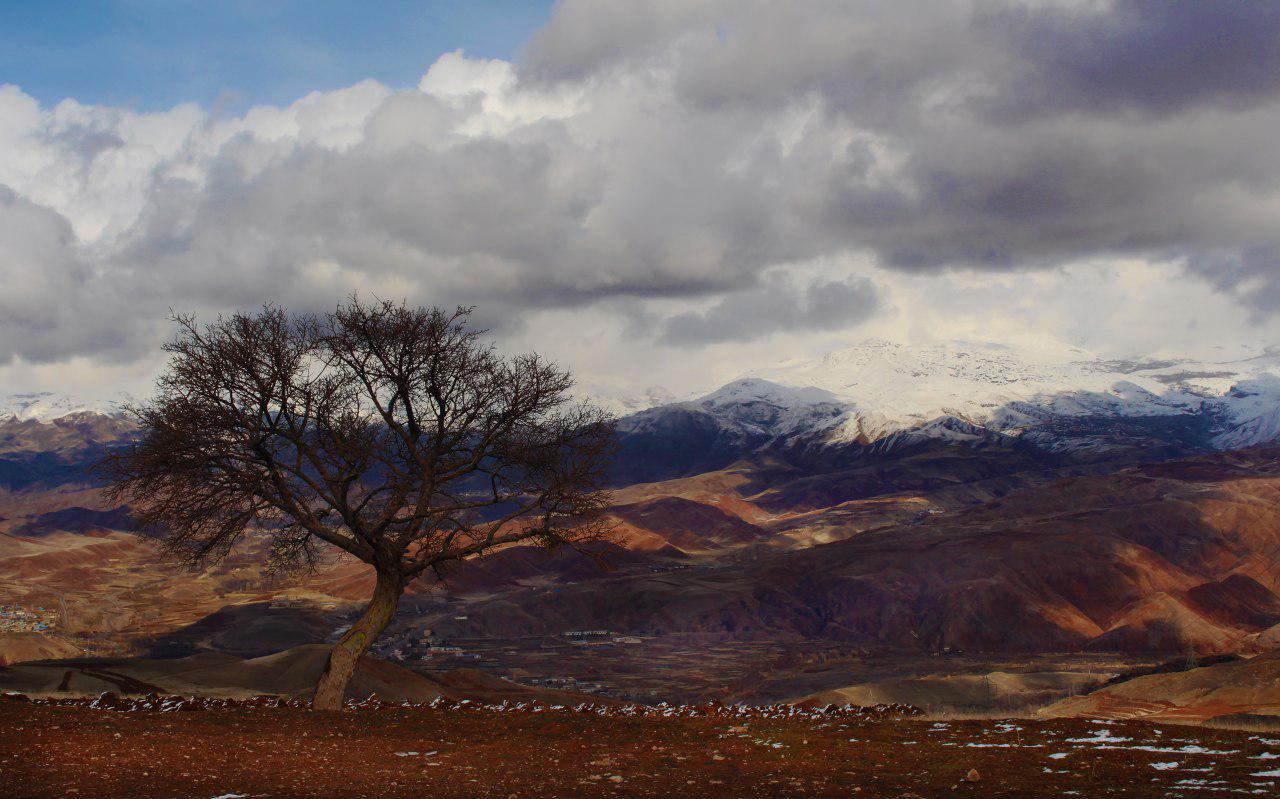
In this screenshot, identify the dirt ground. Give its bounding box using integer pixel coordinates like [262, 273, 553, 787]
[2, 700, 1279, 798]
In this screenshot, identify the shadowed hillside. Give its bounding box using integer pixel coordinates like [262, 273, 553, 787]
[422, 449, 1280, 658]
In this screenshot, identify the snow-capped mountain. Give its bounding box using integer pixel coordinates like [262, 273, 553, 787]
[614, 340, 1280, 478]
[8, 340, 1280, 459]
[750, 339, 1255, 420]
[0, 391, 134, 422]
[733, 339, 1280, 449]
[695, 380, 848, 436]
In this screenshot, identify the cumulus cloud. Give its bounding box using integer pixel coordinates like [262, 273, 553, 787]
[526, 0, 1280, 279]
[0, 187, 132, 362]
[0, 0, 1278, 389]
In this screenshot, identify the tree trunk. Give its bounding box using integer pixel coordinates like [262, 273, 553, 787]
[312, 570, 402, 711]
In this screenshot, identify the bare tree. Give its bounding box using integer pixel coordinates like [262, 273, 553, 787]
[102, 299, 615, 710]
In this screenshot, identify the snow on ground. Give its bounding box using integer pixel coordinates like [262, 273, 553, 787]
[1067, 729, 1134, 744]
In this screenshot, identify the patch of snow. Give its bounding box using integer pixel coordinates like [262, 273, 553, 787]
[1099, 744, 1240, 756]
[1172, 778, 1226, 786]
[1067, 730, 1134, 744]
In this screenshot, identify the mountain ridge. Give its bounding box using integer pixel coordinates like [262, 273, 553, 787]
[9, 340, 1280, 488]
[607, 341, 1280, 486]
[0, 391, 134, 422]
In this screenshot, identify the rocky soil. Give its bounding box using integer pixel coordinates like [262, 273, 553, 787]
[3, 696, 1279, 798]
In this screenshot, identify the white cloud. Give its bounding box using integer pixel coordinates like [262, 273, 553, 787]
[1, 1, 1279, 402]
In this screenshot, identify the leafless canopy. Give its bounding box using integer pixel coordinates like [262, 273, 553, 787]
[102, 299, 616, 583]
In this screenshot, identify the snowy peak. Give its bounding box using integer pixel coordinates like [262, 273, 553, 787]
[748, 339, 1133, 418]
[682, 379, 846, 439]
[697, 379, 840, 410]
[629, 340, 1280, 455]
[0, 392, 134, 422]
[742, 339, 1279, 429]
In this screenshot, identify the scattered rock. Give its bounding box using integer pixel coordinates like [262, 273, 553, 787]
[16, 692, 924, 719]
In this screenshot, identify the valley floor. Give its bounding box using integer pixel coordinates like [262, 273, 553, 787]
[3, 701, 1279, 798]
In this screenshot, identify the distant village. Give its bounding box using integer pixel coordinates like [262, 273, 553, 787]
[0, 604, 60, 634]
[352, 623, 647, 676]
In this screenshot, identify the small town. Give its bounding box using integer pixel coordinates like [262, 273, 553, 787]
[0, 604, 59, 634]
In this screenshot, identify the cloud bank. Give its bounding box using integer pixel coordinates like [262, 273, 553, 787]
[1, 1, 1278, 395]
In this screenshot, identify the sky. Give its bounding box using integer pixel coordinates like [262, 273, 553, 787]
[0, 1, 554, 111]
[2, 0, 1279, 403]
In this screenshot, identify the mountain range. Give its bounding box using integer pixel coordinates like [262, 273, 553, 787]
[8, 338, 1280, 454]
[4, 338, 1280, 718]
[604, 340, 1280, 485]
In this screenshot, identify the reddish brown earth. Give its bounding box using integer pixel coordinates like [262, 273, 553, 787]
[1041, 649, 1280, 724]
[5, 412, 1280, 718]
[609, 496, 771, 552]
[0, 646, 635, 707]
[425, 449, 1280, 661]
[3, 701, 1279, 798]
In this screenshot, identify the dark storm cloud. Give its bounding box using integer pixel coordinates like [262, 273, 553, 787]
[660, 273, 881, 346]
[1188, 247, 1280, 316]
[521, 1, 1280, 295]
[985, 1, 1280, 118]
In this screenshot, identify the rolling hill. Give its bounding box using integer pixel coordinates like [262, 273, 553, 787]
[4, 340, 1280, 711]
